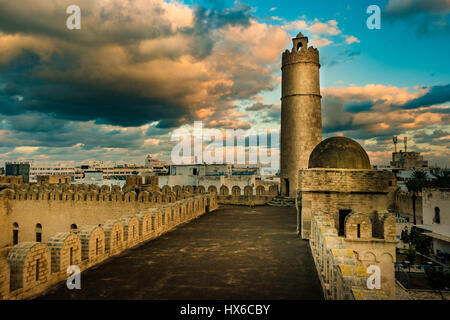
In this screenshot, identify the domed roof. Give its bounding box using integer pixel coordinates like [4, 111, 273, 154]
[308, 137, 371, 169]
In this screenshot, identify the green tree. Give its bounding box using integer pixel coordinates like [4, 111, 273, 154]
[424, 267, 450, 300]
[401, 228, 431, 255]
[430, 171, 450, 188]
[404, 246, 417, 265]
[405, 170, 428, 225]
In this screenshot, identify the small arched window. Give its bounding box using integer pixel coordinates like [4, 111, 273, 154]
[13, 222, 19, 245]
[297, 42, 303, 51]
[433, 207, 440, 224]
[70, 224, 78, 233]
[35, 223, 42, 242]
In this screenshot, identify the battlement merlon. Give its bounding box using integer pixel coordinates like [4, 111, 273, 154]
[282, 33, 320, 68]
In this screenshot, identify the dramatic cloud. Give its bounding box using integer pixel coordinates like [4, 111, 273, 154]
[385, 0, 450, 17]
[310, 37, 332, 47]
[0, 0, 289, 132]
[321, 49, 362, 68]
[284, 18, 341, 35]
[246, 103, 272, 111]
[413, 129, 450, 146]
[321, 84, 450, 165]
[345, 35, 360, 44]
[0, 0, 447, 168]
[393, 84, 450, 109]
[384, 0, 450, 36]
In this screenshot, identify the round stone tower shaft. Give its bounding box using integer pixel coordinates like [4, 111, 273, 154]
[280, 33, 322, 197]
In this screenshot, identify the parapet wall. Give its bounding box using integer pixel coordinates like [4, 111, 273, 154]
[0, 193, 218, 300]
[299, 169, 396, 193]
[0, 183, 219, 246]
[214, 184, 278, 206]
[310, 211, 391, 300]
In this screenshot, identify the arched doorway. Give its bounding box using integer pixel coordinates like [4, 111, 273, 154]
[284, 178, 290, 197]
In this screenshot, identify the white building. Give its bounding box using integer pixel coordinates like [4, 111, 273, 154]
[421, 188, 450, 261]
[74, 171, 126, 188]
[29, 163, 81, 182]
[159, 164, 258, 193]
[144, 154, 169, 174]
[27, 161, 151, 183]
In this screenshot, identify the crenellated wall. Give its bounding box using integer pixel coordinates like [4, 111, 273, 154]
[0, 183, 218, 247]
[0, 191, 217, 300]
[310, 210, 397, 300]
[298, 169, 397, 239]
[213, 184, 278, 206]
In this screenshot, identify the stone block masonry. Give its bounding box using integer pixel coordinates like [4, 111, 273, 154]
[0, 187, 217, 300]
[310, 212, 389, 300]
[280, 33, 322, 197]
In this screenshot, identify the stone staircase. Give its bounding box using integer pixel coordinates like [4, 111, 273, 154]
[267, 196, 296, 207]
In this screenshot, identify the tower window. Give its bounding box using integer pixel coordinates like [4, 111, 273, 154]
[13, 222, 19, 245]
[297, 42, 303, 51]
[357, 224, 361, 238]
[35, 259, 40, 281]
[70, 224, 78, 233]
[35, 223, 42, 242]
[433, 207, 440, 224]
[96, 238, 99, 255]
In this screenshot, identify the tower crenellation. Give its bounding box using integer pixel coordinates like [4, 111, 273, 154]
[281, 33, 320, 67]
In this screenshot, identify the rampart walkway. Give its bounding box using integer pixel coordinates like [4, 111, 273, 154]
[40, 205, 323, 299]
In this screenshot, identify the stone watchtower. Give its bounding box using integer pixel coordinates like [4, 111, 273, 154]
[280, 33, 322, 197]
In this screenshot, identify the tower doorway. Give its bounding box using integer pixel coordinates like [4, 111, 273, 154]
[338, 209, 351, 236]
[284, 178, 290, 197]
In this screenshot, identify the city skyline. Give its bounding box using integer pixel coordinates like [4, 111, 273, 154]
[0, 0, 449, 167]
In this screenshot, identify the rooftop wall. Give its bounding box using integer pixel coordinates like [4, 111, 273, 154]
[0, 192, 217, 300]
[299, 169, 396, 193]
[310, 211, 389, 300]
[0, 183, 218, 248]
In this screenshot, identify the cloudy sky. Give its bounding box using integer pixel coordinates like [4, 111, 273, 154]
[0, 0, 449, 169]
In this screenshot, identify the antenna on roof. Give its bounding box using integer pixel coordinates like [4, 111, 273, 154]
[404, 136, 408, 152]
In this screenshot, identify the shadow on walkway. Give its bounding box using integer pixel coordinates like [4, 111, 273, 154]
[40, 205, 323, 300]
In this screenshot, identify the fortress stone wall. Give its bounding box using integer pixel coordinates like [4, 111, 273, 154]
[0, 182, 218, 300]
[394, 190, 423, 221]
[0, 181, 223, 247]
[297, 137, 398, 300]
[310, 211, 392, 300]
[298, 169, 397, 239]
[299, 169, 398, 299]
